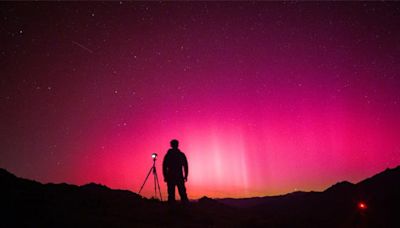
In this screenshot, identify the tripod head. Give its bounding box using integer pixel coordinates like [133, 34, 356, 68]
[152, 153, 158, 161]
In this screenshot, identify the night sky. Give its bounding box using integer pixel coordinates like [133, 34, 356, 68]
[1, 2, 400, 199]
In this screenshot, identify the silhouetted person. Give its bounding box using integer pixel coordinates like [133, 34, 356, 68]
[163, 139, 189, 204]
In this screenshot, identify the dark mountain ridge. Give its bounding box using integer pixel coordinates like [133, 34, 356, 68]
[1, 166, 399, 227]
[218, 166, 400, 227]
[218, 166, 399, 206]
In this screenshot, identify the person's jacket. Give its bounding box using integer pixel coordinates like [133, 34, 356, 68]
[162, 149, 188, 182]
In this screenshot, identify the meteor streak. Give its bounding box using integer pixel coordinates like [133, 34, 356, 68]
[72, 41, 94, 53]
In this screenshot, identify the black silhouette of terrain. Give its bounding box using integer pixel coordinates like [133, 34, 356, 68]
[1, 166, 399, 227]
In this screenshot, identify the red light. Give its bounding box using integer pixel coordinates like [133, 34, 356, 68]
[358, 202, 367, 210]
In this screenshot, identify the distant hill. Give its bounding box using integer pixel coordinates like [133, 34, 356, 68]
[218, 166, 400, 227]
[1, 166, 399, 227]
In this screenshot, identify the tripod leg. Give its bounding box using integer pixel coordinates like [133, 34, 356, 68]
[153, 169, 157, 198]
[138, 167, 153, 194]
[154, 170, 163, 201]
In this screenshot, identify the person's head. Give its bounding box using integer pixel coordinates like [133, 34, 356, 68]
[170, 139, 179, 149]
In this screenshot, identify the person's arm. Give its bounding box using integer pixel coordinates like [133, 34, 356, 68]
[162, 153, 168, 182]
[183, 154, 188, 181]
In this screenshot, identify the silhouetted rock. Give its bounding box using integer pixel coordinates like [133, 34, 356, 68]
[324, 180, 355, 193]
[81, 182, 111, 191]
[198, 196, 216, 204]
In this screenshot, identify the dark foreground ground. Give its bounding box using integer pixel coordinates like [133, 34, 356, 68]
[1, 166, 399, 227]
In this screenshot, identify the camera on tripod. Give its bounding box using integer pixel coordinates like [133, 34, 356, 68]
[138, 152, 163, 200]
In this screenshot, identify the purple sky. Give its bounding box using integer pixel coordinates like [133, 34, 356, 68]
[1, 2, 400, 198]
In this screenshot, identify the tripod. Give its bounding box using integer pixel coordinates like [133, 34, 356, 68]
[138, 154, 162, 201]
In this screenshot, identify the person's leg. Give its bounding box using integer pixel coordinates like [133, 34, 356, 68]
[167, 181, 176, 203]
[177, 180, 188, 203]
